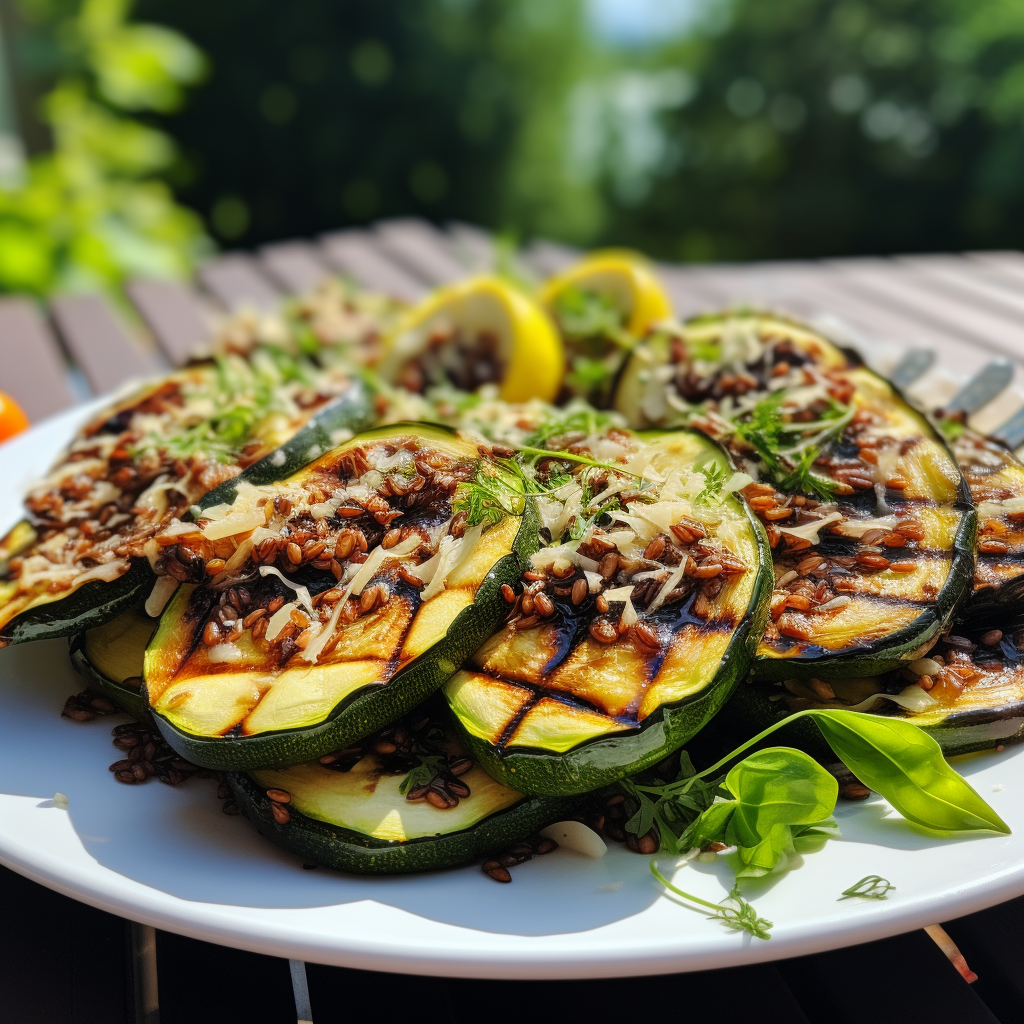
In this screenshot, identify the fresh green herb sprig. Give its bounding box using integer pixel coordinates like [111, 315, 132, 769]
[938, 416, 967, 442]
[398, 754, 445, 795]
[728, 390, 852, 501]
[567, 356, 616, 393]
[839, 875, 896, 901]
[632, 708, 1006, 940]
[522, 406, 619, 449]
[132, 352, 306, 465]
[651, 865, 773, 940]
[552, 287, 632, 350]
[694, 461, 730, 506]
[455, 461, 529, 527]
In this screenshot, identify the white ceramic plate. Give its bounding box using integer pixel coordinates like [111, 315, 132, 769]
[2, 368, 1023, 981]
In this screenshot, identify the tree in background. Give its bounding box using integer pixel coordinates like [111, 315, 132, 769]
[135, 0, 602, 249]
[586, 0, 1024, 261]
[0, 0, 209, 297]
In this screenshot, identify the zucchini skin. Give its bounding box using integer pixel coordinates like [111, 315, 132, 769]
[0, 381, 376, 647]
[69, 636, 151, 721]
[227, 772, 579, 874]
[752, 377, 977, 681]
[69, 601, 157, 721]
[191, 378, 376, 514]
[723, 675, 1024, 759]
[151, 500, 540, 771]
[456, 548, 771, 795]
[2, 560, 153, 647]
[448, 431, 775, 796]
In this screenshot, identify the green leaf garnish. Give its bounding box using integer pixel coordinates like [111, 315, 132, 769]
[552, 286, 631, 348]
[398, 754, 444, 795]
[727, 389, 852, 500]
[651, 863, 773, 941]
[839, 875, 896, 901]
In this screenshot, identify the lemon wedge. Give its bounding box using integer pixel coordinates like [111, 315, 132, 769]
[540, 250, 674, 338]
[379, 276, 564, 403]
[539, 251, 674, 398]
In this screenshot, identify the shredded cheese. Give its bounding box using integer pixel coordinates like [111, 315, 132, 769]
[207, 643, 243, 663]
[777, 511, 843, 546]
[266, 602, 297, 641]
[203, 509, 266, 541]
[258, 565, 315, 616]
[145, 577, 178, 617]
[72, 560, 129, 587]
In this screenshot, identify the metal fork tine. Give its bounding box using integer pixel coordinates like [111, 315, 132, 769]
[944, 358, 1014, 415]
[289, 959, 314, 1024]
[991, 404, 1024, 451]
[889, 349, 936, 389]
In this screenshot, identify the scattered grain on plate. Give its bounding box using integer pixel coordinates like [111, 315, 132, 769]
[53, 792, 69, 810]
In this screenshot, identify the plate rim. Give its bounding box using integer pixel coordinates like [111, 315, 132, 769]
[2, 363, 1024, 979]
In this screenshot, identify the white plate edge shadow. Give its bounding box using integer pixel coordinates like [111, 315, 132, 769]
[1, 348, 1024, 980]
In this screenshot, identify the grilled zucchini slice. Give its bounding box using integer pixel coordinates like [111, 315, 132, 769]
[612, 312, 976, 679]
[70, 602, 157, 721]
[724, 626, 1024, 757]
[144, 424, 536, 770]
[0, 363, 374, 646]
[228, 705, 577, 874]
[444, 427, 772, 795]
[953, 428, 1024, 624]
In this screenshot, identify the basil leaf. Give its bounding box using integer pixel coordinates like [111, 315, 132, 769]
[724, 747, 838, 847]
[733, 823, 796, 878]
[680, 799, 737, 852]
[808, 710, 1010, 835]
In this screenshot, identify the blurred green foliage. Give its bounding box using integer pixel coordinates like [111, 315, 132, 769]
[580, 0, 1024, 260]
[131, 0, 1024, 261]
[6, 0, 1024, 289]
[133, 0, 605, 249]
[0, 0, 210, 297]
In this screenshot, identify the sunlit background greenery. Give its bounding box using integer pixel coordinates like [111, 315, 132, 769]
[2, 0, 1024, 298]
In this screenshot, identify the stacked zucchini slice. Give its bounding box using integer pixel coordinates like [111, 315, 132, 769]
[143, 424, 535, 769]
[9, 256, 1023, 876]
[612, 309, 1024, 756]
[445, 428, 771, 793]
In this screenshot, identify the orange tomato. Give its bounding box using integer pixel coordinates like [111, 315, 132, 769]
[0, 392, 29, 443]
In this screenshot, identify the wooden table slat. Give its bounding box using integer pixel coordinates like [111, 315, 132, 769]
[259, 241, 334, 296]
[373, 217, 471, 286]
[197, 254, 282, 312]
[819, 257, 1024, 361]
[125, 278, 212, 366]
[445, 220, 499, 271]
[49, 293, 162, 395]
[894, 254, 1024, 323]
[0, 297, 78, 421]
[519, 238, 582, 276]
[319, 230, 427, 302]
